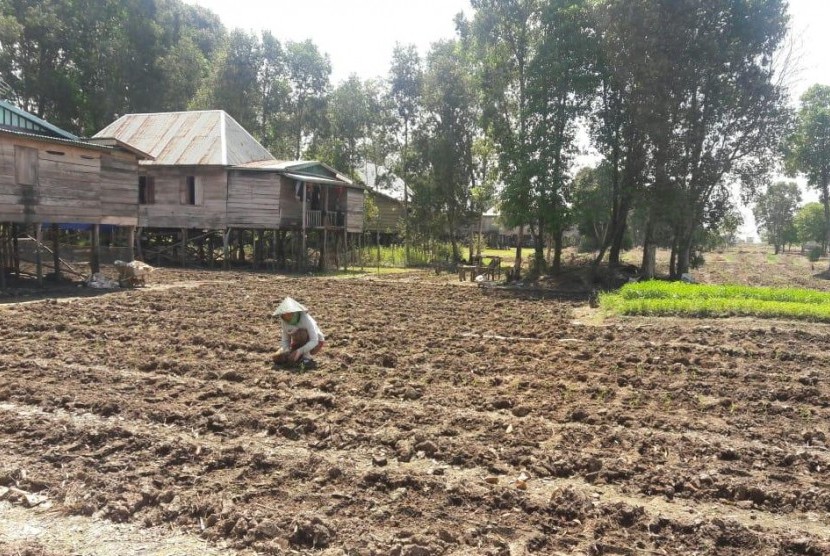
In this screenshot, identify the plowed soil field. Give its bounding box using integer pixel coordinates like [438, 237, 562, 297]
[1, 258, 830, 555]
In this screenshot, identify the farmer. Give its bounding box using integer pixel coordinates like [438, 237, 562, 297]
[272, 297, 325, 368]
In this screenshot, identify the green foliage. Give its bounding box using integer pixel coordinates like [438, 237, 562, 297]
[0, 0, 223, 134]
[794, 202, 827, 246]
[601, 281, 830, 322]
[808, 245, 822, 262]
[753, 181, 801, 253]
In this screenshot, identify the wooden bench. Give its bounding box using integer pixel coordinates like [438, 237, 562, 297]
[458, 265, 483, 281]
[459, 256, 503, 282]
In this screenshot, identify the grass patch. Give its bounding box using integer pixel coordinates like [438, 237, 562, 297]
[600, 281, 830, 322]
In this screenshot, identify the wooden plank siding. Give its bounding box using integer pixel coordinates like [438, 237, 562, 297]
[100, 151, 140, 225]
[138, 167, 227, 229]
[227, 170, 281, 228]
[364, 192, 403, 234]
[0, 135, 139, 225]
[279, 177, 303, 227]
[346, 189, 364, 233]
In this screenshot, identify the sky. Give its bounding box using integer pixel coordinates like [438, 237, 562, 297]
[186, 0, 827, 96]
[185, 0, 472, 85]
[187, 0, 829, 241]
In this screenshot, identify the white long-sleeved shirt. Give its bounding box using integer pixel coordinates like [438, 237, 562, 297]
[280, 312, 325, 355]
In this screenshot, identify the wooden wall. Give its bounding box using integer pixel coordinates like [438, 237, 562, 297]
[139, 167, 227, 229]
[279, 177, 303, 227]
[346, 189, 364, 233]
[227, 170, 281, 228]
[0, 135, 138, 226]
[100, 151, 141, 225]
[365, 192, 402, 234]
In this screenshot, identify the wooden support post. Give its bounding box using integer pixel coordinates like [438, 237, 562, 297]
[302, 183, 308, 271]
[181, 228, 188, 267]
[222, 228, 230, 270]
[12, 223, 19, 278]
[35, 223, 43, 287]
[0, 223, 5, 290]
[51, 223, 61, 281]
[127, 226, 136, 261]
[91, 224, 100, 275]
[135, 227, 144, 261]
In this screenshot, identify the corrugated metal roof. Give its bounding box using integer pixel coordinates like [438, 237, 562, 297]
[0, 127, 114, 152]
[281, 171, 350, 186]
[0, 99, 78, 140]
[233, 160, 362, 189]
[93, 110, 275, 167]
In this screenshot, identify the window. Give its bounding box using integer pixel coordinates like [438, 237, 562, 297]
[181, 175, 198, 205]
[139, 175, 155, 204]
[14, 145, 38, 186]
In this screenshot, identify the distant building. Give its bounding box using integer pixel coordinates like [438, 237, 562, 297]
[94, 110, 364, 269]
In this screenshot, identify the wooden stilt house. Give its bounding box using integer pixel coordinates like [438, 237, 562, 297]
[0, 100, 149, 285]
[94, 110, 365, 269]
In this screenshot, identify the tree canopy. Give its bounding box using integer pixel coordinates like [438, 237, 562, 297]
[0, 0, 800, 276]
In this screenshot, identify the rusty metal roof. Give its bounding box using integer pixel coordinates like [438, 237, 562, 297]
[93, 110, 275, 167]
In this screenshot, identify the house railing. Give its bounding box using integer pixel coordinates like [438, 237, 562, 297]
[305, 210, 345, 228]
[306, 210, 321, 228]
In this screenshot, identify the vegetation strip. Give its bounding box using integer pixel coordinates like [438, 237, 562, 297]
[601, 281, 830, 321]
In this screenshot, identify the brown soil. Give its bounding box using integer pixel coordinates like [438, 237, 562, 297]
[1, 249, 830, 555]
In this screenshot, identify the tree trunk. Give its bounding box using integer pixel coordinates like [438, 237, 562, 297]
[823, 182, 830, 268]
[513, 226, 524, 280]
[676, 231, 694, 277]
[640, 219, 655, 279]
[551, 226, 563, 274]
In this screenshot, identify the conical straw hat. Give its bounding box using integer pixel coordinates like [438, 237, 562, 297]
[272, 297, 308, 316]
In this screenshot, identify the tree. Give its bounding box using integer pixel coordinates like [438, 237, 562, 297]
[523, 0, 596, 273]
[284, 40, 331, 159]
[589, 0, 789, 278]
[785, 84, 830, 264]
[0, 0, 225, 134]
[470, 0, 544, 277]
[572, 164, 614, 251]
[414, 39, 477, 262]
[794, 202, 827, 250]
[753, 181, 801, 254]
[191, 29, 262, 133]
[326, 75, 371, 176]
[388, 43, 423, 265]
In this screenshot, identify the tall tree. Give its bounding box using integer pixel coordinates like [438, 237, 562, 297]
[589, 0, 789, 278]
[753, 181, 801, 254]
[416, 39, 477, 261]
[388, 43, 423, 265]
[329, 75, 370, 176]
[785, 84, 830, 265]
[191, 29, 262, 133]
[470, 0, 544, 277]
[284, 39, 331, 159]
[523, 0, 596, 273]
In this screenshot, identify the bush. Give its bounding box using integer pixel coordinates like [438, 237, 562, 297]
[807, 245, 822, 262]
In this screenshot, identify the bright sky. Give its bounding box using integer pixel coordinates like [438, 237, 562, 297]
[187, 0, 828, 96]
[185, 0, 472, 85]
